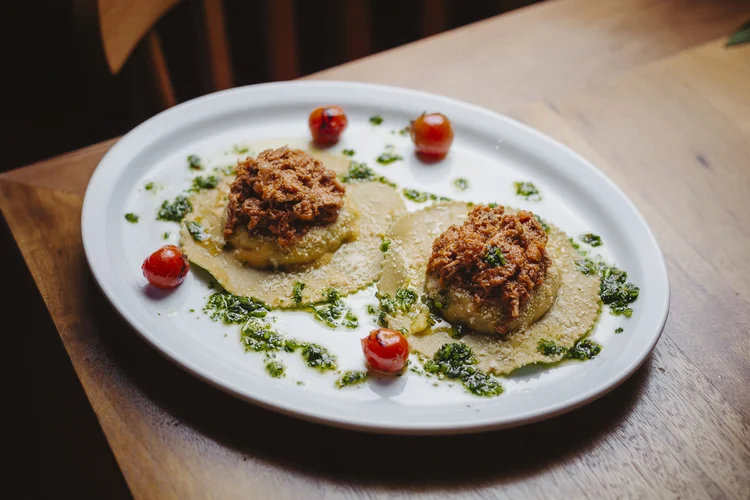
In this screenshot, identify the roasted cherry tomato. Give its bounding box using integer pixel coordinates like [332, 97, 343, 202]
[361, 328, 410, 374]
[309, 105, 348, 145]
[410, 112, 454, 161]
[142, 244, 189, 289]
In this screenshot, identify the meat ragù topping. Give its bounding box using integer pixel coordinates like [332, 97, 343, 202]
[427, 205, 549, 320]
[224, 147, 346, 245]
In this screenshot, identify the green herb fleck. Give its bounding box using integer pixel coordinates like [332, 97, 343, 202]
[537, 339, 567, 356]
[453, 178, 470, 191]
[534, 214, 550, 232]
[487, 202, 499, 208]
[191, 175, 220, 191]
[144, 182, 155, 191]
[483, 245, 506, 267]
[399, 126, 410, 136]
[157, 195, 192, 222]
[342, 149, 356, 157]
[376, 145, 403, 165]
[163, 232, 170, 239]
[370, 115, 384, 125]
[187, 155, 202, 170]
[185, 220, 207, 241]
[514, 181, 541, 200]
[403, 188, 451, 203]
[124, 213, 139, 223]
[580, 233, 603, 247]
[232, 144, 249, 155]
[423, 343, 503, 397]
[380, 239, 391, 252]
[291, 281, 306, 306]
[265, 359, 285, 378]
[336, 370, 368, 389]
[340, 161, 397, 188]
[615, 327, 624, 334]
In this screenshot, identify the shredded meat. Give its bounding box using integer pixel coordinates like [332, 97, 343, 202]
[427, 205, 549, 326]
[224, 147, 346, 246]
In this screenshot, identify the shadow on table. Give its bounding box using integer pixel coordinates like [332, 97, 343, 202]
[89, 276, 646, 491]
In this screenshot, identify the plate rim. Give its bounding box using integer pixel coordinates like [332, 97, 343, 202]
[81, 80, 670, 434]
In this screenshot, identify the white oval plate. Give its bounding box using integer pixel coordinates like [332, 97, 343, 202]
[82, 81, 669, 434]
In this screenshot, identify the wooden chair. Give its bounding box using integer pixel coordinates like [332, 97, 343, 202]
[74, 0, 234, 110]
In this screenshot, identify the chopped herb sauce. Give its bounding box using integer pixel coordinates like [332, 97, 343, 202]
[340, 161, 397, 188]
[203, 291, 269, 323]
[341, 149, 356, 157]
[514, 181, 541, 200]
[157, 195, 192, 222]
[399, 126, 410, 136]
[380, 239, 391, 252]
[232, 145, 250, 154]
[580, 233, 603, 247]
[124, 213, 139, 223]
[265, 358, 285, 378]
[575, 258, 640, 316]
[483, 246, 506, 267]
[369, 115, 384, 125]
[402, 188, 451, 203]
[301, 343, 337, 371]
[144, 182, 155, 191]
[423, 343, 503, 397]
[336, 370, 368, 389]
[311, 288, 358, 329]
[191, 175, 220, 191]
[291, 281, 306, 306]
[163, 232, 170, 239]
[615, 327, 624, 334]
[185, 220, 207, 241]
[376, 145, 403, 165]
[453, 178, 470, 191]
[187, 155, 203, 170]
[537, 338, 602, 360]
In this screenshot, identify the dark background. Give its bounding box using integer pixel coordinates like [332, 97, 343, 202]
[2, 0, 538, 172]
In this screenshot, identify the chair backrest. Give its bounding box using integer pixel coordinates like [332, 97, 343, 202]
[74, 0, 234, 109]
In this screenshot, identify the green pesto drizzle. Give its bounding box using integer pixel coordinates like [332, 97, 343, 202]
[265, 358, 285, 378]
[402, 188, 451, 203]
[514, 181, 541, 200]
[369, 115, 384, 125]
[124, 213, 139, 223]
[341, 149, 356, 157]
[311, 288, 358, 329]
[187, 154, 203, 170]
[232, 144, 250, 154]
[580, 233, 603, 247]
[575, 258, 640, 316]
[185, 220, 207, 241]
[453, 178, 470, 191]
[423, 343, 503, 397]
[340, 161, 397, 188]
[157, 194, 192, 222]
[380, 239, 391, 252]
[335, 370, 368, 389]
[376, 145, 403, 165]
[190, 175, 220, 192]
[291, 281, 306, 306]
[482, 246, 506, 267]
[537, 338, 602, 360]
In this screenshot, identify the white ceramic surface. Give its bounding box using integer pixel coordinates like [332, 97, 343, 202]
[81, 81, 669, 434]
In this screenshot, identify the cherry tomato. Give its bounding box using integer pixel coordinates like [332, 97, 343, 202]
[309, 105, 348, 145]
[410, 112, 454, 161]
[142, 244, 189, 289]
[361, 328, 410, 374]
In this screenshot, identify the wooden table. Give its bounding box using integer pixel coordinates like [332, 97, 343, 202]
[4, 0, 750, 498]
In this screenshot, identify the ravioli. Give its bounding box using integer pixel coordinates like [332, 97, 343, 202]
[180, 146, 406, 307]
[378, 202, 601, 375]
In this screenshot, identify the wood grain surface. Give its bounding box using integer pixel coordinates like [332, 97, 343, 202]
[3, 0, 750, 498]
